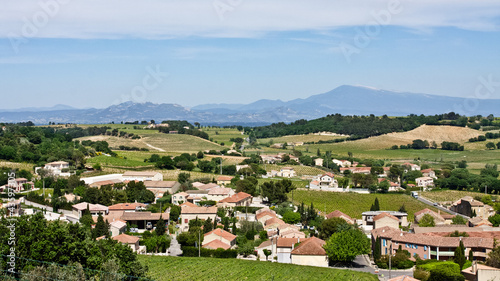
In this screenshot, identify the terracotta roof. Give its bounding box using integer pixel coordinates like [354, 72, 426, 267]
[208, 187, 232, 195]
[198, 183, 220, 190]
[280, 229, 305, 238]
[109, 220, 127, 229]
[291, 237, 326, 256]
[108, 203, 146, 211]
[217, 176, 234, 181]
[122, 171, 160, 177]
[265, 217, 285, 227]
[421, 169, 433, 173]
[388, 276, 420, 281]
[219, 192, 252, 203]
[181, 206, 217, 214]
[256, 239, 274, 249]
[72, 202, 108, 212]
[90, 179, 122, 187]
[175, 192, 189, 197]
[469, 217, 493, 227]
[256, 211, 277, 220]
[277, 224, 300, 231]
[121, 212, 168, 221]
[180, 202, 198, 208]
[203, 240, 231, 250]
[277, 237, 302, 248]
[414, 208, 434, 217]
[144, 181, 178, 188]
[204, 228, 236, 242]
[373, 212, 399, 222]
[112, 233, 139, 244]
[325, 210, 353, 222]
[46, 161, 69, 165]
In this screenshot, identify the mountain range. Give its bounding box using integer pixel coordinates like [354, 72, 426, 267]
[2, 85, 500, 125]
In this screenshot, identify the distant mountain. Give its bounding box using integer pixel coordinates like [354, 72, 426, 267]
[0, 104, 78, 112]
[2, 85, 500, 125]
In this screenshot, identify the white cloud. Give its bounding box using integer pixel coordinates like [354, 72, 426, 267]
[0, 0, 499, 40]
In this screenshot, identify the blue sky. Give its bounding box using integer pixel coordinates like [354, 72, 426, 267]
[1, 0, 500, 109]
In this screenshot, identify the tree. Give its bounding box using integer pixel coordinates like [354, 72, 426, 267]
[378, 180, 390, 193]
[92, 214, 109, 239]
[486, 142, 496, 150]
[318, 217, 350, 240]
[283, 211, 301, 224]
[178, 172, 191, 184]
[203, 217, 213, 234]
[169, 205, 180, 222]
[373, 237, 382, 261]
[469, 249, 474, 261]
[398, 204, 407, 213]
[488, 214, 500, 227]
[263, 249, 272, 261]
[452, 215, 468, 225]
[235, 177, 258, 196]
[370, 197, 380, 211]
[324, 228, 370, 263]
[454, 240, 467, 270]
[79, 205, 94, 228]
[419, 214, 436, 227]
[156, 215, 166, 236]
[486, 241, 500, 268]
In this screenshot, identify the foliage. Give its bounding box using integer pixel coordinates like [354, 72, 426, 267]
[447, 230, 469, 237]
[235, 177, 258, 196]
[92, 213, 110, 239]
[370, 197, 380, 211]
[261, 179, 295, 204]
[181, 246, 238, 258]
[318, 217, 351, 240]
[453, 240, 467, 270]
[324, 228, 370, 263]
[238, 242, 256, 257]
[489, 214, 500, 227]
[419, 214, 436, 227]
[451, 216, 468, 225]
[283, 211, 301, 224]
[486, 241, 500, 268]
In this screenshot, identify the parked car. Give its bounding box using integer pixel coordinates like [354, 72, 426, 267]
[146, 222, 153, 230]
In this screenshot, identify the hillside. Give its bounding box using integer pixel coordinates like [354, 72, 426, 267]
[139, 256, 377, 281]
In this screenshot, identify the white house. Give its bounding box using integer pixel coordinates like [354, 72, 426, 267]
[416, 177, 434, 189]
[72, 202, 108, 219]
[172, 192, 189, 205]
[40, 161, 70, 177]
[122, 171, 163, 182]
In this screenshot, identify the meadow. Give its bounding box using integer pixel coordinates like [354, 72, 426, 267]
[202, 127, 247, 147]
[290, 190, 438, 221]
[138, 256, 377, 281]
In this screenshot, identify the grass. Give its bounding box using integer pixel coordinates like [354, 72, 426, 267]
[0, 161, 35, 171]
[141, 134, 222, 153]
[138, 256, 377, 281]
[86, 155, 154, 168]
[421, 190, 499, 203]
[203, 128, 247, 147]
[258, 178, 310, 190]
[290, 190, 438, 221]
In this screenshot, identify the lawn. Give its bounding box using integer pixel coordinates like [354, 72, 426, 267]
[290, 190, 438, 221]
[138, 256, 377, 281]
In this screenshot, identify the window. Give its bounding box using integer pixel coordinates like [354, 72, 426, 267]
[424, 246, 427, 251]
[424, 254, 427, 259]
[385, 248, 387, 255]
[383, 239, 386, 247]
[415, 245, 418, 249]
[184, 219, 188, 223]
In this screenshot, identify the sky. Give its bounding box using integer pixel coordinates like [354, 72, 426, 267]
[1, 0, 500, 109]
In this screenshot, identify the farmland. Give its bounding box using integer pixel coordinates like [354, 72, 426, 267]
[258, 133, 346, 145]
[262, 164, 325, 177]
[138, 256, 377, 281]
[290, 190, 438, 221]
[203, 127, 247, 147]
[421, 190, 499, 204]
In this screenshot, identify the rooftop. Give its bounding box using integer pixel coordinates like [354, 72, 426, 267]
[291, 237, 326, 256]
[112, 233, 139, 244]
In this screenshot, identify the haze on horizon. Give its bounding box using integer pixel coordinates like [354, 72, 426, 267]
[1, 0, 500, 110]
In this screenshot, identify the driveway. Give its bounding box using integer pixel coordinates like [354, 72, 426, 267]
[168, 236, 183, 256]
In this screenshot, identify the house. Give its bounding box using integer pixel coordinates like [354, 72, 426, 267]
[278, 225, 305, 238]
[206, 188, 235, 201]
[462, 262, 500, 281]
[332, 159, 351, 168]
[290, 237, 328, 267]
[402, 162, 420, 172]
[218, 192, 252, 207]
[1, 178, 34, 193]
[373, 212, 400, 230]
[372, 226, 494, 261]
[276, 237, 302, 264]
[318, 173, 338, 187]
[314, 158, 324, 167]
[421, 169, 437, 179]
[144, 181, 181, 195]
[264, 217, 286, 231]
[340, 167, 371, 175]
[377, 178, 402, 192]
[185, 190, 209, 205]
[416, 177, 434, 190]
[89, 179, 122, 188]
[256, 238, 277, 260]
[109, 220, 127, 237]
[72, 202, 108, 219]
[112, 234, 141, 253]
[203, 228, 237, 249]
[236, 164, 250, 172]
[279, 167, 296, 178]
[108, 203, 147, 218]
[216, 176, 234, 186]
[120, 212, 169, 230]
[451, 196, 495, 219]
[180, 206, 217, 232]
[172, 192, 189, 205]
[362, 211, 408, 227]
[256, 209, 277, 225]
[196, 183, 220, 191]
[203, 239, 232, 250]
[414, 208, 446, 225]
[41, 161, 70, 177]
[4, 199, 23, 216]
[468, 217, 493, 228]
[122, 171, 163, 182]
[325, 210, 355, 224]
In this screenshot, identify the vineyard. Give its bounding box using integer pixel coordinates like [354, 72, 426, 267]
[421, 190, 498, 203]
[138, 256, 377, 281]
[290, 190, 438, 221]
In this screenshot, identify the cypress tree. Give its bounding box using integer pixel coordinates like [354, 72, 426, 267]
[454, 240, 466, 270]
[374, 237, 381, 261]
[469, 249, 474, 261]
[156, 215, 166, 236]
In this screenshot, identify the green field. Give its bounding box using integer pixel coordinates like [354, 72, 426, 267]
[203, 127, 247, 147]
[138, 256, 377, 281]
[290, 190, 438, 221]
[421, 190, 499, 203]
[142, 134, 222, 153]
[258, 134, 345, 145]
[86, 154, 154, 168]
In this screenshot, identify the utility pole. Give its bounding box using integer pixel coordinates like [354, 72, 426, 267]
[389, 243, 392, 279]
[198, 229, 201, 257]
[220, 155, 223, 175]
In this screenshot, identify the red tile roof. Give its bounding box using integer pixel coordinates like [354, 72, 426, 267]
[204, 228, 237, 242]
[277, 237, 301, 248]
[325, 210, 354, 223]
[112, 233, 139, 244]
[265, 217, 285, 227]
[373, 212, 399, 222]
[181, 206, 217, 214]
[108, 203, 146, 211]
[291, 237, 326, 256]
[219, 192, 252, 203]
[217, 176, 234, 181]
[256, 210, 277, 221]
[203, 240, 231, 250]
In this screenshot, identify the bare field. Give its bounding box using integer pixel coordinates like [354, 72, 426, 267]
[0, 161, 35, 171]
[422, 190, 498, 203]
[76, 135, 151, 150]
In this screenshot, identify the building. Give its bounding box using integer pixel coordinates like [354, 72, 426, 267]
[4, 199, 23, 216]
[122, 171, 163, 182]
[203, 228, 237, 249]
[109, 220, 127, 237]
[314, 158, 324, 167]
[172, 192, 189, 205]
[256, 209, 277, 225]
[462, 262, 500, 281]
[402, 163, 420, 171]
[277, 167, 296, 178]
[451, 196, 495, 219]
[362, 211, 408, 227]
[372, 226, 494, 261]
[218, 192, 252, 207]
[179, 206, 217, 232]
[290, 237, 328, 267]
[325, 210, 355, 224]
[373, 212, 400, 229]
[107, 203, 147, 218]
[112, 234, 141, 253]
[421, 169, 437, 179]
[216, 176, 234, 186]
[415, 177, 434, 190]
[144, 181, 181, 195]
[72, 202, 108, 219]
[41, 161, 70, 177]
[468, 217, 493, 228]
[256, 238, 277, 260]
[318, 173, 338, 187]
[414, 208, 447, 226]
[0, 178, 34, 193]
[81, 174, 123, 185]
[120, 212, 169, 230]
[206, 188, 235, 201]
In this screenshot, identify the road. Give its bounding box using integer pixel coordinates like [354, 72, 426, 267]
[168, 236, 183, 256]
[417, 195, 469, 219]
[331, 255, 414, 280]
